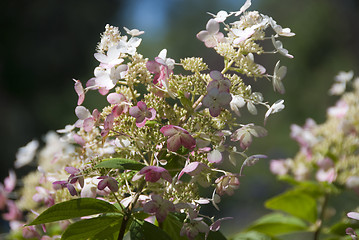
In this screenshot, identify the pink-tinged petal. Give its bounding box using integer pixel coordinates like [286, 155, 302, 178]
[348, 212, 359, 221]
[137, 101, 147, 111]
[209, 105, 222, 117]
[129, 106, 142, 118]
[75, 106, 91, 120]
[207, 149, 222, 163]
[196, 31, 210, 42]
[112, 104, 127, 117]
[74, 80, 85, 105]
[160, 125, 178, 137]
[206, 19, 220, 35]
[210, 217, 233, 232]
[209, 70, 223, 81]
[65, 167, 79, 175]
[160, 171, 172, 183]
[97, 179, 107, 190]
[104, 113, 115, 131]
[99, 88, 109, 95]
[136, 119, 147, 128]
[83, 118, 95, 132]
[240, 132, 252, 149]
[179, 162, 209, 179]
[52, 180, 68, 190]
[167, 135, 182, 152]
[146, 61, 160, 73]
[92, 109, 100, 120]
[147, 108, 156, 120]
[204, 38, 218, 48]
[73, 134, 85, 147]
[4, 170, 16, 193]
[67, 184, 77, 196]
[180, 133, 196, 150]
[107, 93, 126, 104]
[107, 178, 119, 192]
[143, 201, 158, 214]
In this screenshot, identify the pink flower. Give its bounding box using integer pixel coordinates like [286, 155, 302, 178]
[197, 19, 225, 48]
[270, 159, 291, 176]
[180, 215, 209, 240]
[22, 226, 41, 239]
[133, 166, 172, 183]
[143, 194, 175, 222]
[231, 124, 267, 149]
[2, 200, 22, 221]
[215, 174, 240, 196]
[203, 88, 232, 117]
[160, 125, 196, 152]
[52, 180, 77, 196]
[65, 167, 84, 188]
[74, 106, 100, 132]
[207, 71, 231, 92]
[107, 93, 129, 117]
[4, 170, 16, 193]
[146, 49, 174, 85]
[97, 176, 119, 192]
[129, 101, 156, 127]
[32, 187, 55, 207]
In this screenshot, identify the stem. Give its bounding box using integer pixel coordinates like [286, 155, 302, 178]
[313, 194, 328, 240]
[117, 181, 146, 240]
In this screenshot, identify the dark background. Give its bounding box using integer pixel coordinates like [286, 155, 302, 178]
[1, 0, 359, 236]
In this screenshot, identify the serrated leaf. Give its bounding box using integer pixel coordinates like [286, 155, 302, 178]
[61, 215, 122, 240]
[265, 190, 317, 223]
[95, 158, 145, 171]
[247, 213, 308, 235]
[28, 198, 119, 225]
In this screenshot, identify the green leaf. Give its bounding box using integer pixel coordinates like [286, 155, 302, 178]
[61, 215, 122, 240]
[130, 219, 171, 240]
[230, 231, 277, 240]
[145, 120, 159, 127]
[28, 198, 119, 225]
[246, 213, 308, 236]
[329, 221, 359, 236]
[265, 190, 317, 223]
[94, 158, 145, 171]
[162, 213, 188, 240]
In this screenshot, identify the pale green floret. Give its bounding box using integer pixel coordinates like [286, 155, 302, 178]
[215, 42, 237, 59]
[180, 57, 208, 73]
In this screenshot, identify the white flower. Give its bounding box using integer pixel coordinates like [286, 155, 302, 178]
[15, 139, 39, 168]
[271, 35, 293, 58]
[329, 70, 354, 95]
[207, 10, 230, 22]
[117, 37, 142, 56]
[93, 65, 128, 90]
[272, 60, 287, 94]
[268, 17, 295, 37]
[264, 99, 285, 125]
[231, 0, 251, 16]
[232, 27, 255, 44]
[230, 95, 246, 116]
[123, 27, 144, 37]
[94, 45, 124, 69]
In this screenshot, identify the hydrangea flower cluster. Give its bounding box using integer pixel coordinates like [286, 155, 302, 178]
[270, 70, 359, 187]
[2, 1, 295, 239]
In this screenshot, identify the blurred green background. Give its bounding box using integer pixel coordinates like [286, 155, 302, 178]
[1, 0, 358, 236]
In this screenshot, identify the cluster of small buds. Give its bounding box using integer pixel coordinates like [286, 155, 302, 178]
[3, 1, 295, 238]
[270, 70, 359, 187]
